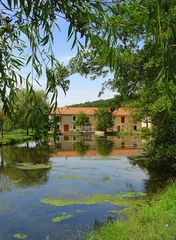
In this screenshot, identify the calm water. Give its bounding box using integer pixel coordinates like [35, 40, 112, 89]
[0, 136, 148, 240]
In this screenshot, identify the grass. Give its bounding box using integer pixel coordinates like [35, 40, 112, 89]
[86, 182, 176, 240]
[0, 129, 33, 146]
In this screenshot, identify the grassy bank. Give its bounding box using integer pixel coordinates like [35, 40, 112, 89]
[0, 129, 33, 146]
[87, 183, 176, 240]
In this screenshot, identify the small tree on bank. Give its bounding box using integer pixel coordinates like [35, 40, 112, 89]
[94, 108, 115, 132]
[75, 111, 89, 131]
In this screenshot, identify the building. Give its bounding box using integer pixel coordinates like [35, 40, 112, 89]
[51, 107, 142, 133]
[113, 108, 141, 132]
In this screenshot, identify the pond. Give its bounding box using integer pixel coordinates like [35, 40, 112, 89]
[0, 135, 153, 240]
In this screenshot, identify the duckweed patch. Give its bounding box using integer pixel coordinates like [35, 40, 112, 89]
[55, 175, 81, 180]
[75, 209, 85, 214]
[103, 175, 110, 181]
[15, 163, 51, 170]
[52, 214, 73, 222]
[41, 192, 146, 208]
[13, 233, 27, 239]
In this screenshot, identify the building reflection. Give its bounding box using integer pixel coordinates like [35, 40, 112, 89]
[50, 134, 143, 157]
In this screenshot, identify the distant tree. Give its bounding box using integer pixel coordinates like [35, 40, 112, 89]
[69, 96, 123, 109]
[95, 108, 115, 132]
[75, 111, 89, 131]
[14, 90, 49, 139]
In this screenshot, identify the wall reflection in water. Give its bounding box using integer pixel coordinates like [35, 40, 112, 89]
[50, 134, 143, 157]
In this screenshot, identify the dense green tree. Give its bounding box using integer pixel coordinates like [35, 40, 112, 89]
[94, 108, 115, 132]
[68, 0, 176, 161]
[75, 111, 90, 131]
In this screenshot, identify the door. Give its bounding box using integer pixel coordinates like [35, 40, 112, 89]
[64, 124, 69, 132]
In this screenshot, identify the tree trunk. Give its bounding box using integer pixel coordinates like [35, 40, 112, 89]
[0, 149, 4, 168]
[1, 121, 3, 139]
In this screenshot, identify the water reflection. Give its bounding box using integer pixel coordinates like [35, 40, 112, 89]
[0, 145, 50, 189]
[50, 134, 143, 157]
[129, 155, 176, 193]
[96, 137, 114, 156]
[73, 141, 90, 156]
[0, 135, 175, 240]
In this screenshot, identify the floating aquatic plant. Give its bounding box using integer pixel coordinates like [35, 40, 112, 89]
[15, 163, 51, 170]
[103, 175, 110, 181]
[41, 192, 146, 208]
[55, 175, 81, 180]
[13, 233, 27, 239]
[52, 214, 73, 222]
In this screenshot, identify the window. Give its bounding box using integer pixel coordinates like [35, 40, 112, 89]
[82, 134, 91, 141]
[73, 136, 77, 141]
[64, 135, 69, 141]
[121, 117, 125, 123]
[121, 141, 125, 148]
[73, 124, 76, 130]
[133, 141, 138, 148]
[83, 125, 91, 132]
[56, 116, 61, 122]
[73, 116, 76, 121]
[134, 125, 137, 131]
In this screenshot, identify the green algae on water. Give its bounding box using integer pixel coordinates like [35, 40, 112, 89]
[52, 214, 73, 222]
[41, 192, 146, 207]
[15, 162, 51, 170]
[13, 233, 27, 239]
[102, 175, 110, 181]
[75, 209, 85, 214]
[55, 175, 81, 180]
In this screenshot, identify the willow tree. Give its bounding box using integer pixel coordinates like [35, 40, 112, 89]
[14, 90, 49, 139]
[0, 0, 110, 113]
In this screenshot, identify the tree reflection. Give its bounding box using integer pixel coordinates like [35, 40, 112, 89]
[73, 141, 89, 156]
[129, 155, 176, 194]
[96, 137, 114, 156]
[0, 145, 50, 189]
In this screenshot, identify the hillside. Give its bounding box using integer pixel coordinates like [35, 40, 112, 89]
[69, 97, 122, 108]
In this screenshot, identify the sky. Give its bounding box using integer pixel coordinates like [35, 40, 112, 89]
[30, 17, 114, 107]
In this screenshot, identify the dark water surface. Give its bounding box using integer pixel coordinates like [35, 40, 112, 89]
[0, 136, 148, 240]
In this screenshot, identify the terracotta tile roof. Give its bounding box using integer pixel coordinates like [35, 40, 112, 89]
[54, 107, 98, 115]
[53, 107, 130, 116]
[113, 108, 130, 116]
